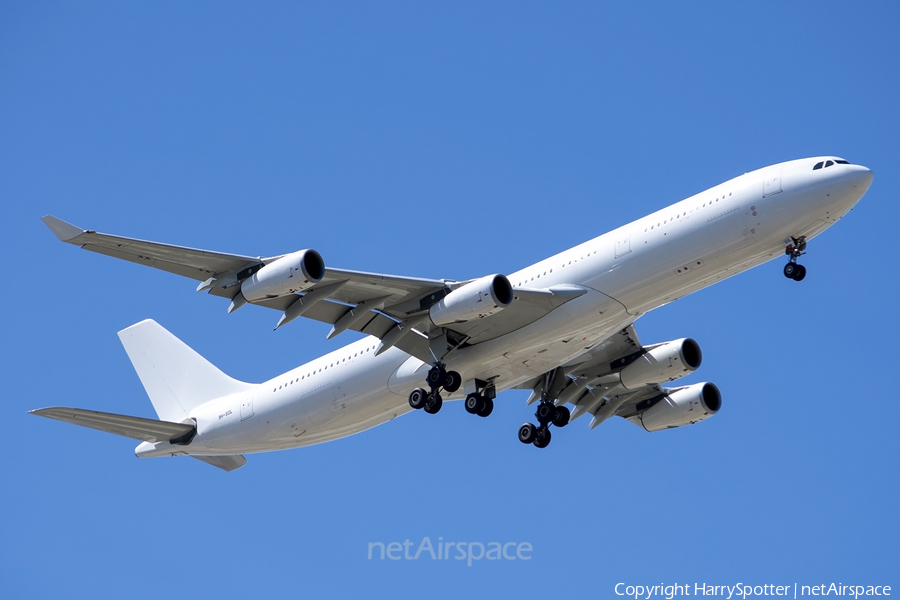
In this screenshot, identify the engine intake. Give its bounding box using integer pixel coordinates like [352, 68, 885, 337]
[429, 274, 513, 327]
[638, 382, 721, 432]
[618, 338, 702, 389]
[240, 249, 325, 302]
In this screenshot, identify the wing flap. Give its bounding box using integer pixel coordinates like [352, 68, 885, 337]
[30, 407, 194, 443]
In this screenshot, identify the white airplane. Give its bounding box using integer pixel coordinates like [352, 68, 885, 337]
[32, 157, 873, 471]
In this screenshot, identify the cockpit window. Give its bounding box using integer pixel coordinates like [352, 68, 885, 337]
[814, 158, 851, 171]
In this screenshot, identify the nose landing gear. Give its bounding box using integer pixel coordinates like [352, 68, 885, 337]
[783, 236, 807, 282]
[408, 362, 461, 416]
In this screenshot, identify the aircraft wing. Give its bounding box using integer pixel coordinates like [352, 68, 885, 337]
[42, 215, 265, 282]
[43, 216, 585, 363]
[518, 324, 676, 426]
[517, 326, 643, 394]
[524, 324, 709, 430]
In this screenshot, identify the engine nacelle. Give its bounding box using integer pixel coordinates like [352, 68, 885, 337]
[638, 382, 721, 432]
[240, 249, 325, 302]
[619, 338, 702, 389]
[429, 274, 513, 327]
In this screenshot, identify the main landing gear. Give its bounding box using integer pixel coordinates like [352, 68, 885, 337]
[783, 236, 807, 282]
[464, 380, 496, 418]
[408, 363, 461, 415]
[518, 398, 570, 449]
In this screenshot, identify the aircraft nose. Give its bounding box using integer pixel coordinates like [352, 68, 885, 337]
[847, 164, 874, 189]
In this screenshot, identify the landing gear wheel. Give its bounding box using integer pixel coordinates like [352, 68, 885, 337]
[465, 393, 484, 415]
[424, 392, 443, 414]
[443, 371, 461, 393]
[408, 387, 427, 410]
[477, 397, 494, 418]
[536, 402, 555, 424]
[533, 426, 552, 449]
[518, 423, 537, 444]
[783, 236, 808, 282]
[552, 405, 571, 428]
[426, 366, 446, 389]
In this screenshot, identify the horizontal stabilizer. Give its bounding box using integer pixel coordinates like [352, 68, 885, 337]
[191, 454, 247, 471]
[30, 407, 194, 443]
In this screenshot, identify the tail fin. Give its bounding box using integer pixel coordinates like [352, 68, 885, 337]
[118, 319, 253, 422]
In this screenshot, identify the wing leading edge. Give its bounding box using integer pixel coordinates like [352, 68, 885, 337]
[42, 216, 586, 362]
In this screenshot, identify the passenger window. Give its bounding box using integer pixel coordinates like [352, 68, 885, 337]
[813, 162, 823, 170]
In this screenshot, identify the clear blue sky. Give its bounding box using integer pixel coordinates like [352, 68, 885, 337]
[2, 2, 897, 598]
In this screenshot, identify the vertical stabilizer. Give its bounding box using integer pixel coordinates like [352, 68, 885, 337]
[118, 320, 253, 422]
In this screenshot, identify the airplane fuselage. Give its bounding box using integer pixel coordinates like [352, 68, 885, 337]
[138, 157, 873, 458]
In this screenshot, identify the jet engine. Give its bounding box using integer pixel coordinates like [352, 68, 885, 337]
[429, 274, 513, 327]
[618, 338, 702, 389]
[240, 249, 325, 302]
[638, 382, 721, 432]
